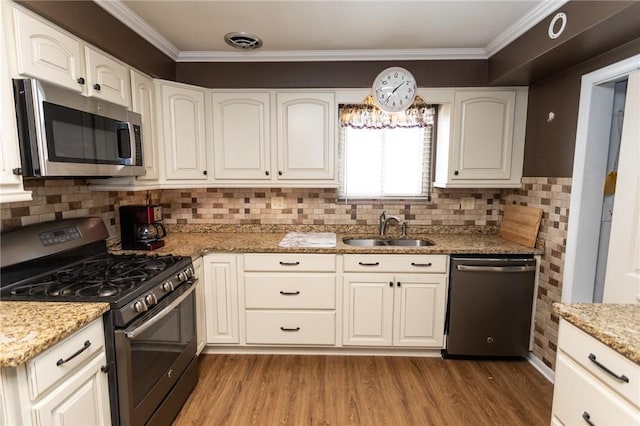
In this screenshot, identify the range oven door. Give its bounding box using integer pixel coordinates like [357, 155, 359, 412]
[114, 281, 197, 426]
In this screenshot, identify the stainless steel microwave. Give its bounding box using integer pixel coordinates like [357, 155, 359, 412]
[12, 79, 145, 178]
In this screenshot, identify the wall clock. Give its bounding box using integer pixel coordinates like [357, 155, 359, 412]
[372, 67, 417, 113]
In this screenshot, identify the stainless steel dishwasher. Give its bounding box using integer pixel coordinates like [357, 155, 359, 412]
[443, 255, 536, 358]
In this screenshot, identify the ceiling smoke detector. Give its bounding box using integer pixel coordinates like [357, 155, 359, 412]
[224, 32, 263, 50]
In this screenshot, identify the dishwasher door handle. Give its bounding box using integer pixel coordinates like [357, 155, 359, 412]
[456, 265, 536, 273]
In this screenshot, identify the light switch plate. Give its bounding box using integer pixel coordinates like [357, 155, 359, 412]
[461, 197, 475, 210]
[271, 197, 285, 209]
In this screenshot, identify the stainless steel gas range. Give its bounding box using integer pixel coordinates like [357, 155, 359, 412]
[1, 217, 198, 426]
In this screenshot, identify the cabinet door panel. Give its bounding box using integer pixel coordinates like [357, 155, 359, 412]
[31, 353, 110, 426]
[161, 84, 208, 180]
[13, 9, 84, 93]
[452, 91, 515, 180]
[85, 47, 130, 107]
[212, 92, 270, 180]
[342, 274, 393, 346]
[276, 93, 335, 180]
[393, 275, 446, 347]
[204, 254, 239, 344]
[131, 70, 158, 180]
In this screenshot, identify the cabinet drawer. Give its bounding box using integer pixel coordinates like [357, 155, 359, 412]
[245, 275, 336, 309]
[343, 254, 447, 273]
[244, 254, 336, 272]
[245, 311, 336, 345]
[553, 354, 640, 425]
[558, 320, 640, 406]
[27, 319, 104, 400]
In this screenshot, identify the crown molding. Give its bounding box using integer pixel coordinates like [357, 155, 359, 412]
[93, 0, 179, 60]
[485, 0, 570, 57]
[95, 0, 567, 63]
[176, 48, 488, 63]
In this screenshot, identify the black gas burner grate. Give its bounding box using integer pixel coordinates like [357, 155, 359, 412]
[6, 253, 183, 300]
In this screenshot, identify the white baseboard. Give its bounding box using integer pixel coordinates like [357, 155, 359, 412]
[528, 352, 555, 383]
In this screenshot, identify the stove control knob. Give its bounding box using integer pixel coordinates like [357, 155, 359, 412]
[177, 272, 187, 282]
[162, 281, 174, 292]
[133, 300, 148, 313]
[145, 293, 158, 306]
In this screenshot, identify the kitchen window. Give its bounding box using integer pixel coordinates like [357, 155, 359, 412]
[338, 101, 435, 200]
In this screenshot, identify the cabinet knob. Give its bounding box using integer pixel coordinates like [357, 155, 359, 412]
[454, 170, 459, 176]
[93, 83, 101, 91]
[389, 282, 393, 287]
[397, 282, 401, 287]
[265, 171, 270, 176]
[203, 170, 207, 175]
[278, 171, 283, 176]
[77, 77, 85, 85]
[12, 168, 22, 176]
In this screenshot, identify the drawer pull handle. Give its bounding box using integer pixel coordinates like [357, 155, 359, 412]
[582, 411, 595, 426]
[280, 327, 300, 332]
[358, 262, 380, 266]
[279, 261, 300, 266]
[588, 353, 630, 383]
[279, 291, 301, 296]
[411, 262, 432, 267]
[56, 340, 91, 366]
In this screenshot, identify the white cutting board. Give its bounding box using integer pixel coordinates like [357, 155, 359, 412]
[278, 232, 337, 248]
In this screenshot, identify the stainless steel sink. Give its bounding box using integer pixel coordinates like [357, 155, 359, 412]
[343, 238, 434, 247]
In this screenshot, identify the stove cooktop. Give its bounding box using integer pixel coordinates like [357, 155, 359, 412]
[1, 253, 187, 304]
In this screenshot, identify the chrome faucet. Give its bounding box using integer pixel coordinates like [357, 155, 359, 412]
[379, 211, 405, 236]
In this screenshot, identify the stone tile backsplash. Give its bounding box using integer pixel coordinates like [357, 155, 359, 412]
[1, 177, 569, 370]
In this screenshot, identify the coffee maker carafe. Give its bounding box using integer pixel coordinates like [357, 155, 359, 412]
[120, 205, 167, 250]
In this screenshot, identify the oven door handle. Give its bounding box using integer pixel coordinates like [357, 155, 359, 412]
[124, 281, 196, 339]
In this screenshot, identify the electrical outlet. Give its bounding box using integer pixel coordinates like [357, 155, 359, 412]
[271, 197, 285, 209]
[461, 197, 475, 210]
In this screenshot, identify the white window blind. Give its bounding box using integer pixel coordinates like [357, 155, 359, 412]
[338, 125, 433, 200]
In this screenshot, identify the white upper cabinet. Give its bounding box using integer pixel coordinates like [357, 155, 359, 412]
[209, 91, 337, 187]
[212, 92, 271, 180]
[276, 92, 336, 181]
[1, 4, 30, 202]
[10, 6, 131, 108]
[12, 8, 84, 93]
[434, 88, 527, 188]
[131, 70, 159, 181]
[84, 46, 131, 108]
[159, 81, 209, 181]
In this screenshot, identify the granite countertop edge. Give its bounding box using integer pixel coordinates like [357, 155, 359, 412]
[0, 302, 110, 368]
[553, 303, 640, 365]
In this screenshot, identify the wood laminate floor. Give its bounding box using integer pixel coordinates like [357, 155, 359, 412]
[173, 354, 553, 426]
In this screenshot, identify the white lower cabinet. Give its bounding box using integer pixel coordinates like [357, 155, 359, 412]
[0, 319, 111, 426]
[551, 320, 640, 425]
[203, 254, 240, 344]
[342, 255, 447, 348]
[242, 254, 337, 346]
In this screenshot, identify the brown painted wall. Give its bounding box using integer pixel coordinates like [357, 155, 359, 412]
[522, 38, 640, 177]
[488, 1, 640, 86]
[16, 1, 175, 80]
[175, 60, 487, 89]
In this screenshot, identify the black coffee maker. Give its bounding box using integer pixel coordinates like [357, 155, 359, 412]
[119, 205, 167, 250]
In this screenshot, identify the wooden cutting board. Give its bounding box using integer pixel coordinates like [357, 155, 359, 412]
[499, 204, 543, 248]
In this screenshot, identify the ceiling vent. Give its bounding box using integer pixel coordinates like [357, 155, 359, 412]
[224, 32, 263, 50]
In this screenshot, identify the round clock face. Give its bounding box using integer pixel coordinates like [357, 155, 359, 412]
[372, 67, 417, 113]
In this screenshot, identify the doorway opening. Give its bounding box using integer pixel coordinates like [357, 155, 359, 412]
[562, 54, 639, 303]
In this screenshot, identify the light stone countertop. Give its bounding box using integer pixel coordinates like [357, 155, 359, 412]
[553, 303, 640, 365]
[0, 302, 109, 368]
[114, 231, 541, 258]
